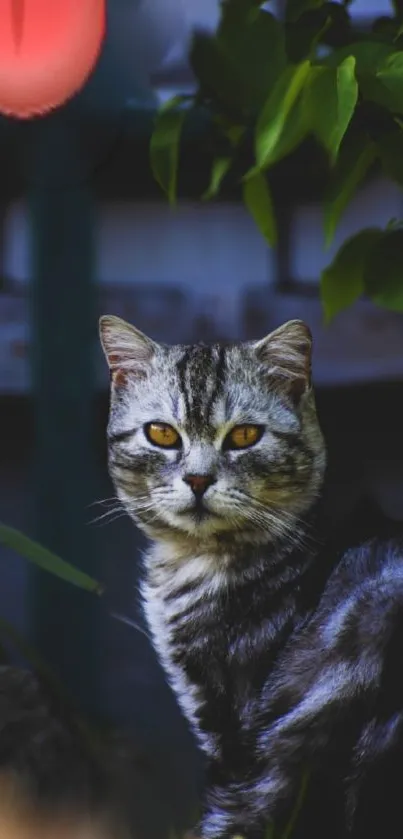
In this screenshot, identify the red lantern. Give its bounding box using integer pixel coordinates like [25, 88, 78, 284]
[0, 0, 105, 118]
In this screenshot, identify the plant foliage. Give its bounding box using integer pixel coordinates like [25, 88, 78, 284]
[0, 522, 102, 700]
[0, 522, 103, 594]
[150, 0, 403, 321]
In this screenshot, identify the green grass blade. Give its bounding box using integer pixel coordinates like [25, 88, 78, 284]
[0, 522, 103, 595]
[281, 770, 310, 839]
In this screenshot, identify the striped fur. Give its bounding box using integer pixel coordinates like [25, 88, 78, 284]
[100, 316, 403, 839]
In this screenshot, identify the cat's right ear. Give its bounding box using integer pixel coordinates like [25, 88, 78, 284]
[99, 315, 156, 386]
[252, 319, 312, 403]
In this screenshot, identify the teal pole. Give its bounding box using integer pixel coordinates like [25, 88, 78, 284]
[29, 117, 102, 717]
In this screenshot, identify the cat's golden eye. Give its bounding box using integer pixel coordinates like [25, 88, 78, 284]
[224, 424, 263, 450]
[145, 422, 181, 448]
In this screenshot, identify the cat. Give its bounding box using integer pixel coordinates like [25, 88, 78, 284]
[100, 314, 403, 839]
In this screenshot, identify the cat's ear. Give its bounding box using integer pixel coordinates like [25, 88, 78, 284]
[252, 319, 312, 402]
[99, 315, 156, 386]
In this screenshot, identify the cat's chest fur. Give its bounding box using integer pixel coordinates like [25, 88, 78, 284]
[141, 542, 306, 760]
[141, 546, 226, 756]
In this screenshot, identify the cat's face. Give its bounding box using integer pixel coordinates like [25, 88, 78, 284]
[100, 317, 326, 550]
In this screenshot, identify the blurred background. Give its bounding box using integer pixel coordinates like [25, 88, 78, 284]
[1, 0, 403, 836]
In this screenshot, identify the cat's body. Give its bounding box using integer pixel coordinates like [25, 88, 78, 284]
[142, 526, 403, 839]
[100, 316, 403, 839]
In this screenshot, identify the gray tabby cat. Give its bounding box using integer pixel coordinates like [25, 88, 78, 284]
[100, 315, 403, 839]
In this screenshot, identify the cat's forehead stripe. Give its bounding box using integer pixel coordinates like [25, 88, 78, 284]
[205, 346, 226, 420]
[176, 348, 191, 416]
[175, 344, 227, 428]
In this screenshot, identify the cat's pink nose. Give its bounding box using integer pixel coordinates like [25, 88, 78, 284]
[183, 474, 216, 497]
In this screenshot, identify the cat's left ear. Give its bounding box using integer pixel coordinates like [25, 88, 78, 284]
[252, 319, 312, 402]
[99, 315, 157, 386]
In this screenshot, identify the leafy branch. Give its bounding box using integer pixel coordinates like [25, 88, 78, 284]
[150, 0, 403, 321]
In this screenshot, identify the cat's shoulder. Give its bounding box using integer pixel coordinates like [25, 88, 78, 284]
[340, 534, 403, 579]
[322, 533, 403, 611]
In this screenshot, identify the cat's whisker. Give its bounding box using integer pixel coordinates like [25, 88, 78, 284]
[88, 507, 125, 526]
[87, 494, 126, 524]
[88, 505, 121, 520]
[87, 496, 121, 511]
[229, 489, 319, 551]
[109, 610, 151, 641]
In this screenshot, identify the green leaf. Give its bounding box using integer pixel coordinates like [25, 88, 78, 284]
[323, 42, 393, 76]
[386, 216, 403, 230]
[286, 0, 324, 23]
[255, 61, 311, 169]
[218, 7, 287, 112]
[376, 53, 403, 113]
[245, 94, 308, 180]
[190, 32, 242, 115]
[0, 523, 103, 594]
[213, 114, 245, 147]
[320, 228, 383, 323]
[227, 125, 246, 146]
[364, 228, 403, 310]
[243, 172, 277, 246]
[286, 10, 332, 64]
[203, 157, 232, 200]
[149, 96, 188, 204]
[335, 57, 359, 152]
[269, 97, 309, 164]
[190, 9, 286, 119]
[377, 130, 403, 185]
[325, 45, 403, 112]
[324, 134, 377, 246]
[373, 15, 399, 43]
[303, 57, 358, 164]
